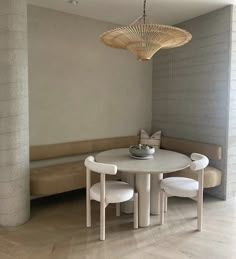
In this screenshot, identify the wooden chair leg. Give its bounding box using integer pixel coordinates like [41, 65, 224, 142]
[164, 194, 168, 213]
[116, 203, 120, 217]
[134, 193, 138, 229]
[100, 201, 106, 241]
[86, 192, 91, 227]
[197, 192, 203, 231]
[160, 190, 164, 225]
[86, 168, 91, 227]
[197, 169, 204, 231]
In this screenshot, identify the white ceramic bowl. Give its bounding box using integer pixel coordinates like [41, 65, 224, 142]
[129, 144, 155, 157]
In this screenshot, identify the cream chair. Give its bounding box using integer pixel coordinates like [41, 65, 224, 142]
[160, 153, 209, 231]
[85, 156, 138, 241]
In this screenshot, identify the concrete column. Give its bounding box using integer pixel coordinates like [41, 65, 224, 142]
[0, 0, 30, 226]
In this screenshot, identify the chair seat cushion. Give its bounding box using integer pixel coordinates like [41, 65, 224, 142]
[161, 177, 199, 198]
[90, 181, 134, 204]
[165, 166, 222, 188]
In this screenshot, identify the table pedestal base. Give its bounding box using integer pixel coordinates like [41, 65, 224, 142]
[150, 173, 163, 215]
[121, 173, 134, 214]
[136, 173, 150, 227]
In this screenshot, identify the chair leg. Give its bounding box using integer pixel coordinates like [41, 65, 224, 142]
[86, 193, 91, 227]
[160, 190, 164, 225]
[197, 169, 204, 231]
[116, 203, 120, 217]
[100, 201, 106, 241]
[134, 193, 139, 229]
[197, 192, 203, 231]
[164, 194, 168, 213]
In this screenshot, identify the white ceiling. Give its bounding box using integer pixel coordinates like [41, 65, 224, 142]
[28, 0, 235, 25]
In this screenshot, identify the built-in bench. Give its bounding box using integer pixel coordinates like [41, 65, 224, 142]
[30, 135, 223, 196]
[30, 136, 139, 196]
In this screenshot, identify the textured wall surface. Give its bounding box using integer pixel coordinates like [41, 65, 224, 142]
[227, 6, 236, 200]
[0, 0, 30, 226]
[27, 5, 152, 145]
[152, 6, 232, 200]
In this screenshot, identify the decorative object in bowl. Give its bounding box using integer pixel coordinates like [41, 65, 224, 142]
[129, 144, 155, 157]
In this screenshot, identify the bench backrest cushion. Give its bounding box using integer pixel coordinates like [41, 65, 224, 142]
[30, 135, 222, 161]
[30, 136, 139, 161]
[160, 136, 222, 160]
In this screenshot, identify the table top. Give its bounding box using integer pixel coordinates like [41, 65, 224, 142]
[95, 148, 191, 174]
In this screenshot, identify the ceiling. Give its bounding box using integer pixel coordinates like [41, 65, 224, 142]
[28, 0, 235, 25]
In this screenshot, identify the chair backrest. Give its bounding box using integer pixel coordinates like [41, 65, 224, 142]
[190, 153, 209, 171]
[84, 156, 117, 175]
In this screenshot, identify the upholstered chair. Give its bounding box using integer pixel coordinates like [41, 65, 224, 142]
[85, 156, 138, 241]
[160, 153, 209, 231]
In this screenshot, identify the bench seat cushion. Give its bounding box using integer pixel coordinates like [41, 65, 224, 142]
[165, 166, 222, 188]
[30, 161, 120, 196]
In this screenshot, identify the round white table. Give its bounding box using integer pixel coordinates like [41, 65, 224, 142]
[96, 148, 191, 227]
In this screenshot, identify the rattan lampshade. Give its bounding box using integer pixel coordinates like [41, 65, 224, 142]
[100, 1, 192, 61]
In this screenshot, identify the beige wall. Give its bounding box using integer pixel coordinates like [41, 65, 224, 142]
[28, 5, 152, 145]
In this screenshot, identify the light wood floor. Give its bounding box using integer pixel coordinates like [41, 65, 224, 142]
[0, 191, 236, 259]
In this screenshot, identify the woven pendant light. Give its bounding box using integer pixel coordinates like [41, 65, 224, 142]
[100, 0, 192, 61]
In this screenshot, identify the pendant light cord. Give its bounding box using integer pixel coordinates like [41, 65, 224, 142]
[143, 0, 147, 24]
